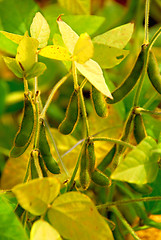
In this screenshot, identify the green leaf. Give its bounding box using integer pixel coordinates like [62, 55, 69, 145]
[75, 60, 113, 98]
[30, 220, 62, 240]
[25, 62, 46, 80]
[111, 137, 159, 184]
[3, 57, 23, 78]
[12, 177, 60, 216]
[93, 43, 129, 69]
[0, 195, 28, 240]
[62, 15, 105, 35]
[30, 12, 50, 48]
[93, 23, 134, 49]
[48, 192, 114, 240]
[0, 80, 8, 116]
[58, 0, 90, 15]
[38, 45, 72, 61]
[0, 31, 23, 44]
[16, 35, 39, 72]
[73, 33, 93, 64]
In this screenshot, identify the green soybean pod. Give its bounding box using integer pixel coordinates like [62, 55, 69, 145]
[14, 95, 35, 147]
[10, 140, 31, 158]
[39, 120, 60, 174]
[58, 90, 79, 135]
[147, 50, 161, 94]
[91, 169, 111, 187]
[91, 85, 109, 118]
[134, 114, 147, 144]
[79, 144, 90, 190]
[87, 140, 96, 173]
[98, 145, 116, 172]
[128, 183, 152, 195]
[106, 45, 146, 104]
[38, 153, 48, 177]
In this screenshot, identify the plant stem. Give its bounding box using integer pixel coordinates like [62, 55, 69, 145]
[96, 196, 161, 209]
[40, 72, 71, 119]
[33, 93, 40, 149]
[109, 206, 141, 240]
[34, 54, 38, 94]
[144, 0, 150, 44]
[91, 137, 134, 149]
[135, 107, 161, 116]
[23, 77, 28, 93]
[66, 141, 86, 192]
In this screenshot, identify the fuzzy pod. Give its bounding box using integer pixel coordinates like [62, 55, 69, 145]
[10, 140, 31, 158]
[14, 96, 35, 147]
[30, 151, 39, 179]
[39, 120, 60, 174]
[129, 183, 152, 195]
[79, 144, 90, 190]
[147, 50, 161, 94]
[38, 153, 48, 177]
[134, 114, 147, 144]
[91, 169, 111, 187]
[106, 45, 146, 104]
[91, 85, 109, 118]
[87, 140, 96, 173]
[98, 145, 116, 172]
[58, 90, 79, 135]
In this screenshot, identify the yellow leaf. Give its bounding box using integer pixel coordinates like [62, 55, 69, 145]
[16, 36, 39, 72]
[30, 220, 62, 240]
[75, 60, 113, 98]
[38, 45, 72, 61]
[12, 177, 60, 215]
[73, 33, 93, 64]
[57, 17, 79, 54]
[48, 192, 114, 240]
[30, 12, 50, 48]
[0, 31, 23, 44]
[58, 0, 90, 15]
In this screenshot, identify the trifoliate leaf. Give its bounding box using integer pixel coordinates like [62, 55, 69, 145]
[111, 137, 159, 184]
[25, 62, 47, 80]
[93, 23, 134, 49]
[38, 45, 72, 61]
[73, 33, 93, 64]
[57, 16, 79, 54]
[48, 192, 114, 240]
[0, 31, 23, 44]
[30, 12, 50, 48]
[75, 60, 113, 98]
[30, 220, 62, 240]
[93, 43, 129, 69]
[3, 56, 23, 78]
[12, 177, 60, 215]
[16, 36, 39, 72]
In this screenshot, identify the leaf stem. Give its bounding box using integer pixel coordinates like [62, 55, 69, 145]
[109, 206, 141, 240]
[91, 137, 134, 149]
[144, 0, 150, 44]
[34, 54, 38, 94]
[23, 77, 28, 93]
[66, 141, 86, 192]
[96, 196, 161, 209]
[72, 61, 79, 89]
[0, 146, 10, 157]
[40, 72, 71, 119]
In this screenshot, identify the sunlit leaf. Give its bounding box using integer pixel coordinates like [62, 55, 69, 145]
[30, 220, 62, 240]
[0, 195, 28, 240]
[16, 35, 39, 72]
[30, 12, 50, 48]
[3, 56, 23, 78]
[38, 45, 72, 61]
[57, 17, 79, 54]
[12, 177, 60, 215]
[48, 192, 114, 240]
[58, 0, 90, 15]
[73, 33, 93, 64]
[93, 43, 129, 69]
[0, 31, 23, 44]
[75, 60, 112, 98]
[111, 137, 159, 184]
[93, 23, 134, 49]
[25, 62, 46, 80]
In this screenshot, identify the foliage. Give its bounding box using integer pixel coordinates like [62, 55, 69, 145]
[0, 0, 161, 240]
